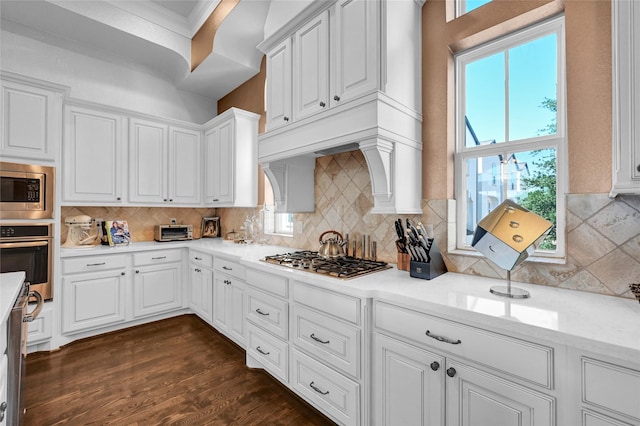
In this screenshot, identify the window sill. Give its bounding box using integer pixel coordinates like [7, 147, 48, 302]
[448, 248, 567, 265]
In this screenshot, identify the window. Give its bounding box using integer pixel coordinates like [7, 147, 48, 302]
[263, 176, 294, 236]
[455, 16, 566, 258]
[457, 0, 492, 17]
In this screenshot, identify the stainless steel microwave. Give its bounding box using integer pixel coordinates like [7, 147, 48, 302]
[0, 162, 54, 219]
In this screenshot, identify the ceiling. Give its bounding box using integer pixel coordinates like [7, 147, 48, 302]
[0, 0, 270, 101]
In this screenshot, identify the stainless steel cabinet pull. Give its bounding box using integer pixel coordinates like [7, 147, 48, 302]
[430, 361, 440, 371]
[309, 381, 329, 395]
[222, 266, 232, 270]
[256, 346, 270, 355]
[255, 308, 269, 316]
[310, 333, 329, 344]
[152, 256, 167, 260]
[23, 290, 43, 323]
[446, 367, 457, 378]
[86, 262, 106, 266]
[426, 330, 461, 345]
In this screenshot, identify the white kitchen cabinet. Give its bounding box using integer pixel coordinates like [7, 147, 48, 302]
[132, 250, 183, 319]
[0, 73, 65, 162]
[293, 10, 329, 121]
[189, 250, 214, 324]
[27, 304, 53, 348]
[203, 108, 259, 207]
[570, 352, 640, 426]
[61, 265, 127, 335]
[266, 38, 292, 130]
[611, 0, 640, 196]
[372, 301, 557, 426]
[62, 104, 125, 203]
[129, 118, 201, 205]
[373, 333, 445, 426]
[212, 256, 246, 347]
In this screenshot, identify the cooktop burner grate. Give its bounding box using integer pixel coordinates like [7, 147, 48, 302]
[261, 251, 391, 279]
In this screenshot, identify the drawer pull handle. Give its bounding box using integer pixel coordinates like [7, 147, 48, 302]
[430, 361, 440, 371]
[309, 381, 329, 395]
[255, 308, 270, 316]
[256, 346, 270, 356]
[86, 262, 106, 266]
[222, 266, 232, 271]
[426, 330, 461, 345]
[152, 256, 167, 260]
[310, 333, 330, 344]
[446, 367, 457, 378]
[195, 257, 202, 260]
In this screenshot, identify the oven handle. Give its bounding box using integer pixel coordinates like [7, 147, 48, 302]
[0, 241, 49, 249]
[23, 290, 43, 323]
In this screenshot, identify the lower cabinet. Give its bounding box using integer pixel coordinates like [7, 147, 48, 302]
[372, 301, 556, 426]
[1, 355, 7, 426]
[62, 268, 127, 334]
[212, 256, 246, 348]
[190, 264, 213, 324]
[132, 262, 182, 318]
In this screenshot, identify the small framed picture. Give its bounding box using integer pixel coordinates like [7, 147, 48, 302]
[201, 217, 220, 238]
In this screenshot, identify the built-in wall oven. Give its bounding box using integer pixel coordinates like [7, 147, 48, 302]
[0, 223, 53, 301]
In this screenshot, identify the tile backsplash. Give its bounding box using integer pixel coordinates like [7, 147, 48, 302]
[219, 151, 640, 300]
[64, 150, 640, 300]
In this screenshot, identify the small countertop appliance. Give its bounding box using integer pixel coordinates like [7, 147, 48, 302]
[62, 215, 100, 248]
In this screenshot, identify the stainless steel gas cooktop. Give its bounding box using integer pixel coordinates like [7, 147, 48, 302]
[261, 250, 391, 279]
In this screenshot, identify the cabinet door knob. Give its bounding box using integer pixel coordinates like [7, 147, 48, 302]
[446, 367, 457, 378]
[169, 199, 173, 202]
[333, 95, 340, 101]
[284, 116, 290, 122]
[135, 270, 140, 274]
[121, 272, 125, 276]
[637, 164, 640, 172]
[116, 197, 121, 201]
[319, 101, 326, 107]
[212, 198, 219, 202]
[430, 361, 440, 371]
[163, 199, 168, 202]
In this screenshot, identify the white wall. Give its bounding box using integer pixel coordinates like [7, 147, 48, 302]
[1, 29, 217, 124]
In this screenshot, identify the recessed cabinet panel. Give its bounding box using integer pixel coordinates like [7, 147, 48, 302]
[63, 106, 123, 203]
[331, 0, 378, 105]
[266, 38, 292, 130]
[133, 263, 182, 318]
[129, 118, 167, 203]
[168, 127, 201, 204]
[582, 357, 640, 422]
[373, 333, 445, 426]
[294, 11, 329, 121]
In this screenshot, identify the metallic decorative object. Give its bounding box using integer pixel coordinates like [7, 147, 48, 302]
[472, 200, 553, 299]
[629, 283, 640, 304]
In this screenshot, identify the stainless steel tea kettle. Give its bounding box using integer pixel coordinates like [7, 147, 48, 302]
[318, 230, 347, 258]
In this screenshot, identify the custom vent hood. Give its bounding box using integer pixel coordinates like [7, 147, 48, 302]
[258, 0, 424, 215]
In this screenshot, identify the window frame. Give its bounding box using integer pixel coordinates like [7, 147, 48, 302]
[454, 15, 567, 261]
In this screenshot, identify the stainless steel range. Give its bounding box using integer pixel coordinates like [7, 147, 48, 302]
[261, 251, 391, 279]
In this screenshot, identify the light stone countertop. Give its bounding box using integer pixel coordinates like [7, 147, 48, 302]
[1, 271, 26, 326]
[60, 239, 640, 364]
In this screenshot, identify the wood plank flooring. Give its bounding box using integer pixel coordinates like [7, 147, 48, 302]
[24, 315, 336, 425]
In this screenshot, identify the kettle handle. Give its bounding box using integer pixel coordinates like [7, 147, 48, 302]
[319, 230, 343, 243]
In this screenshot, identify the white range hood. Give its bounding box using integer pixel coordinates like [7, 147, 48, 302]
[258, 0, 424, 215]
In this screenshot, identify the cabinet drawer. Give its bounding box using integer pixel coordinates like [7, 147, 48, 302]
[246, 322, 288, 382]
[246, 267, 288, 298]
[293, 305, 360, 378]
[214, 257, 244, 280]
[374, 301, 554, 389]
[247, 288, 288, 340]
[133, 249, 182, 266]
[582, 357, 640, 421]
[190, 250, 213, 268]
[293, 282, 360, 325]
[61, 254, 126, 274]
[291, 348, 360, 426]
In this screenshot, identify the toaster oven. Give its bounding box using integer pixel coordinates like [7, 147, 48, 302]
[154, 224, 193, 242]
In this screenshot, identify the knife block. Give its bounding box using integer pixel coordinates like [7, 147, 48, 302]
[409, 239, 447, 280]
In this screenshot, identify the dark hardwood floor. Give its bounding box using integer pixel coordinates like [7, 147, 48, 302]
[24, 315, 336, 425]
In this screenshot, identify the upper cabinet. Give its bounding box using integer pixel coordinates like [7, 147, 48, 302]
[611, 0, 640, 196]
[204, 108, 259, 208]
[129, 118, 201, 205]
[1, 72, 67, 162]
[63, 104, 125, 204]
[258, 0, 424, 214]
